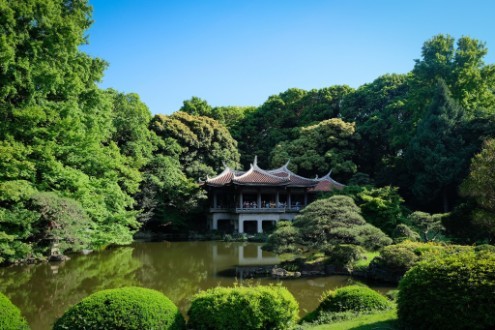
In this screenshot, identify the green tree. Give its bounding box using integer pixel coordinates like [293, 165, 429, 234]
[340, 74, 410, 181]
[405, 81, 474, 211]
[411, 34, 495, 114]
[460, 139, 495, 241]
[408, 211, 445, 242]
[235, 87, 351, 167]
[294, 195, 392, 250]
[0, 0, 148, 261]
[180, 96, 213, 117]
[29, 192, 92, 254]
[331, 185, 409, 236]
[270, 118, 359, 177]
[151, 111, 240, 179]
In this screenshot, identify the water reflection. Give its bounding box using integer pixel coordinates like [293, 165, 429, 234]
[0, 242, 394, 330]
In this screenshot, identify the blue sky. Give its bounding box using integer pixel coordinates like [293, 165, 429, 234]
[84, 0, 495, 115]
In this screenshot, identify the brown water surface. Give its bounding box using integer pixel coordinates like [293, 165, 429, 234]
[0, 241, 393, 330]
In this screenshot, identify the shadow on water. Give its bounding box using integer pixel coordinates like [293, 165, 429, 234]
[0, 241, 395, 330]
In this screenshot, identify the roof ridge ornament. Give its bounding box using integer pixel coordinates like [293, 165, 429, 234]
[253, 155, 258, 167]
[283, 159, 290, 169]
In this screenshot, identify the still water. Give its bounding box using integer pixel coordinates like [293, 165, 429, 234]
[0, 241, 392, 330]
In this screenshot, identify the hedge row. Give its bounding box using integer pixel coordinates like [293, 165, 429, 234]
[398, 250, 495, 330]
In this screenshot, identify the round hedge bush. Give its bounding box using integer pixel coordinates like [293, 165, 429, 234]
[187, 285, 299, 330]
[53, 287, 184, 330]
[398, 251, 495, 330]
[0, 292, 29, 330]
[318, 285, 393, 313]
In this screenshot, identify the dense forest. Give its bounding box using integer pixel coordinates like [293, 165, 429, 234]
[1, 0, 495, 264]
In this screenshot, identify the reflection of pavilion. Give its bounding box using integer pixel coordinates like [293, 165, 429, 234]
[201, 158, 344, 233]
[212, 243, 279, 265]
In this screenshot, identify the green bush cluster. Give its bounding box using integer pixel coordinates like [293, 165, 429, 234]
[369, 241, 471, 276]
[187, 285, 299, 330]
[325, 244, 366, 270]
[265, 221, 299, 253]
[318, 285, 393, 313]
[398, 251, 495, 330]
[0, 292, 29, 330]
[53, 287, 184, 330]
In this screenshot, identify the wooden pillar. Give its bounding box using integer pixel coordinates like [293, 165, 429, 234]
[257, 189, 261, 208]
[257, 220, 263, 233]
[276, 191, 280, 207]
[287, 189, 292, 209]
[239, 191, 243, 208]
[304, 191, 308, 206]
[213, 191, 217, 208]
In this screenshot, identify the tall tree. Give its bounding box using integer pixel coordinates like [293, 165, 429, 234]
[236, 86, 351, 167]
[180, 96, 213, 117]
[270, 118, 359, 178]
[460, 139, 495, 242]
[151, 111, 240, 179]
[405, 81, 474, 211]
[411, 34, 495, 117]
[0, 0, 150, 261]
[340, 74, 410, 181]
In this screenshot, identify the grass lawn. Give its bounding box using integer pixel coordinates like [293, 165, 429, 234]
[301, 309, 398, 330]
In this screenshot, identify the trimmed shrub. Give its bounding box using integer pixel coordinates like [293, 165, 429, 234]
[318, 285, 393, 313]
[53, 287, 184, 330]
[368, 241, 477, 283]
[0, 292, 29, 330]
[392, 224, 420, 243]
[265, 221, 300, 253]
[325, 244, 366, 270]
[187, 285, 299, 330]
[398, 251, 495, 330]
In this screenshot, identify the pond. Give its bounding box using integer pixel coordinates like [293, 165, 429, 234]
[0, 241, 393, 330]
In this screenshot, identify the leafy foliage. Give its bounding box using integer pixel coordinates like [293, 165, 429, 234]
[0, 292, 29, 330]
[331, 185, 409, 235]
[0, 0, 154, 261]
[187, 285, 299, 330]
[264, 221, 299, 253]
[54, 287, 185, 330]
[405, 81, 474, 211]
[398, 251, 495, 330]
[391, 224, 420, 243]
[271, 118, 359, 177]
[324, 244, 367, 271]
[294, 196, 392, 250]
[151, 111, 240, 179]
[235, 87, 352, 167]
[369, 241, 471, 279]
[461, 139, 495, 241]
[408, 211, 446, 242]
[29, 192, 92, 253]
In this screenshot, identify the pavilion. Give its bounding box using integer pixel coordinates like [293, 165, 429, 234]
[201, 157, 344, 234]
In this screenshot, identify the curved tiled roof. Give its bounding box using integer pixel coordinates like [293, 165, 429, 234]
[310, 171, 345, 192]
[233, 163, 290, 186]
[204, 158, 342, 190]
[267, 161, 318, 187]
